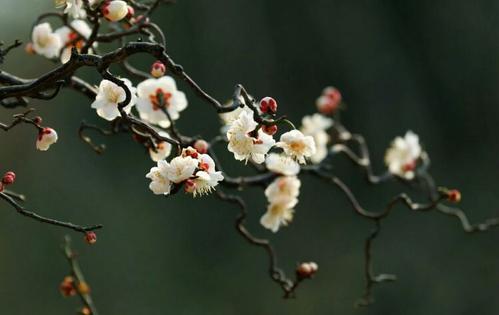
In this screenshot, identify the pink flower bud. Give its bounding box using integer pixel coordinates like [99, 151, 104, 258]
[102, 0, 128, 22]
[260, 97, 277, 114]
[193, 139, 209, 154]
[296, 262, 318, 278]
[126, 5, 135, 19]
[150, 60, 166, 78]
[85, 232, 97, 245]
[316, 86, 342, 115]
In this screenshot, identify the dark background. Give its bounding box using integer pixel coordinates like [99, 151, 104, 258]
[1, 0, 499, 314]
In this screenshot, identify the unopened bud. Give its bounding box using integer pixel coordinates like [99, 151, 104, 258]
[2, 171, 16, 185]
[102, 0, 128, 22]
[262, 124, 277, 136]
[33, 116, 43, 124]
[59, 276, 76, 297]
[126, 5, 135, 19]
[296, 262, 318, 278]
[447, 189, 461, 203]
[193, 139, 209, 154]
[259, 97, 278, 114]
[85, 231, 97, 245]
[151, 60, 166, 78]
[77, 281, 91, 295]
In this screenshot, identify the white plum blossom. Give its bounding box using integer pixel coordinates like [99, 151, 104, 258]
[218, 98, 253, 133]
[55, 20, 93, 63]
[102, 0, 129, 22]
[265, 153, 300, 176]
[226, 110, 275, 164]
[91, 78, 136, 121]
[384, 131, 422, 180]
[146, 155, 198, 195]
[189, 154, 224, 197]
[219, 104, 253, 126]
[136, 76, 188, 128]
[36, 128, 58, 151]
[165, 156, 198, 183]
[260, 197, 297, 233]
[55, 0, 87, 19]
[31, 23, 62, 59]
[260, 176, 301, 233]
[276, 129, 316, 164]
[146, 150, 223, 197]
[265, 176, 301, 203]
[146, 160, 172, 195]
[300, 114, 333, 163]
[149, 132, 172, 162]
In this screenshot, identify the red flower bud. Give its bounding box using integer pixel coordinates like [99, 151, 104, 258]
[259, 97, 277, 114]
[262, 124, 278, 136]
[85, 231, 97, 245]
[33, 116, 43, 124]
[59, 276, 76, 297]
[447, 189, 461, 203]
[2, 171, 16, 185]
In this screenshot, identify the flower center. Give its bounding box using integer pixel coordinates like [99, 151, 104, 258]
[149, 88, 172, 111]
[289, 140, 306, 153]
[107, 88, 121, 104]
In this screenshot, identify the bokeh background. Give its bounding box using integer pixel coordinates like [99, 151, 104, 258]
[1, 0, 499, 314]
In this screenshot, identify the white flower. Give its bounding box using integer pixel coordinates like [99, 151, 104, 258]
[220, 104, 253, 126]
[265, 176, 301, 203]
[149, 132, 172, 162]
[91, 79, 136, 121]
[136, 76, 188, 128]
[31, 23, 62, 59]
[265, 153, 300, 176]
[56, 0, 87, 19]
[165, 156, 198, 183]
[190, 154, 224, 197]
[300, 114, 333, 164]
[103, 1, 129, 22]
[55, 20, 93, 63]
[146, 160, 172, 195]
[384, 131, 422, 180]
[146, 155, 198, 195]
[301, 113, 333, 135]
[260, 197, 296, 233]
[276, 129, 316, 164]
[36, 128, 58, 151]
[260, 176, 301, 232]
[226, 111, 275, 164]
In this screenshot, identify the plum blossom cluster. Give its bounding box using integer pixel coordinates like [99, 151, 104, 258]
[30, 0, 131, 62]
[146, 147, 223, 197]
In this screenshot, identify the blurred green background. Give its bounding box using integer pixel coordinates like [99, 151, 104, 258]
[1, 0, 499, 314]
